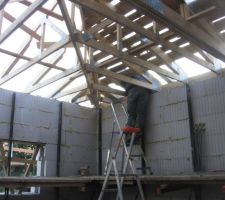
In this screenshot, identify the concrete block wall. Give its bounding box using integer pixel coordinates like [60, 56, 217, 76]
[0, 89, 98, 177]
[61, 102, 97, 176]
[101, 85, 193, 176]
[145, 85, 193, 175]
[101, 76, 225, 200]
[191, 76, 225, 172]
[101, 76, 225, 176]
[0, 89, 98, 199]
[102, 103, 127, 173]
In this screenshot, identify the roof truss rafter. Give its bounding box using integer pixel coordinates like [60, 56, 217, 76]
[72, 0, 218, 73]
[0, 0, 46, 44]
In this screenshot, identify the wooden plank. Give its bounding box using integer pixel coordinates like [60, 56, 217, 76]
[49, 73, 81, 98]
[29, 49, 65, 86]
[27, 68, 81, 93]
[186, 6, 216, 22]
[19, 0, 64, 21]
[0, 10, 3, 34]
[0, 48, 66, 71]
[0, 173, 225, 187]
[0, 142, 7, 175]
[151, 46, 180, 74]
[4, 147, 34, 154]
[24, 145, 40, 176]
[3, 11, 41, 40]
[1, 37, 32, 77]
[0, 37, 70, 85]
[86, 65, 156, 91]
[0, 0, 46, 44]
[122, 60, 161, 84]
[57, 0, 98, 107]
[74, 33, 181, 81]
[54, 83, 87, 99]
[0, 157, 36, 164]
[0, 0, 10, 10]
[71, 89, 87, 103]
[93, 83, 125, 96]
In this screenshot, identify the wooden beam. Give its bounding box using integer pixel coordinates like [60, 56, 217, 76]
[0, 0, 10, 10]
[125, 0, 225, 63]
[151, 46, 181, 75]
[89, 18, 112, 34]
[1, 37, 32, 77]
[27, 68, 82, 93]
[0, 37, 70, 85]
[71, 89, 87, 103]
[54, 83, 87, 99]
[0, 142, 7, 175]
[3, 11, 41, 40]
[186, 6, 216, 22]
[86, 65, 156, 91]
[28, 49, 65, 87]
[19, 0, 64, 21]
[57, 0, 99, 107]
[2, 2, 59, 78]
[122, 60, 160, 84]
[0, 157, 37, 165]
[214, 0, 225, 8]
[75, 95, 89, 103]
[0, 10, 3, 34]
[0, 173, 224, 187]
[49, 75, 79, 98]
[24, 145, 40, 176]
[93, 83, 125, 96]
[0, 48, 66, 71]
[74, 33, 181, 81]
[116, 24, 122, 52]
[4, 147, 34, 154]
[72, 0, 216, 72]
[0, 0, 46, 44]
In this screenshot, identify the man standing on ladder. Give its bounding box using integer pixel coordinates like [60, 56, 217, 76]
[122, 76, 151, 145]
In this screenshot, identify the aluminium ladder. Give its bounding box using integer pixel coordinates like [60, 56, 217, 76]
[98, 102, 152, 200]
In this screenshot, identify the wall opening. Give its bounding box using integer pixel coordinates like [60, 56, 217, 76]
[0, 140, 44, 195]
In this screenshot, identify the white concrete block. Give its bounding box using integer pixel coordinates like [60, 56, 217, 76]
[44, 144, 57, 161]
[44, 160, 56, 176]
[63, 102, 97, 119]
[0, 88, 13, 106]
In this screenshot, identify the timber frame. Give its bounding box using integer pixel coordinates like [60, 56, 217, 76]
[0, 0, 225, 107]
